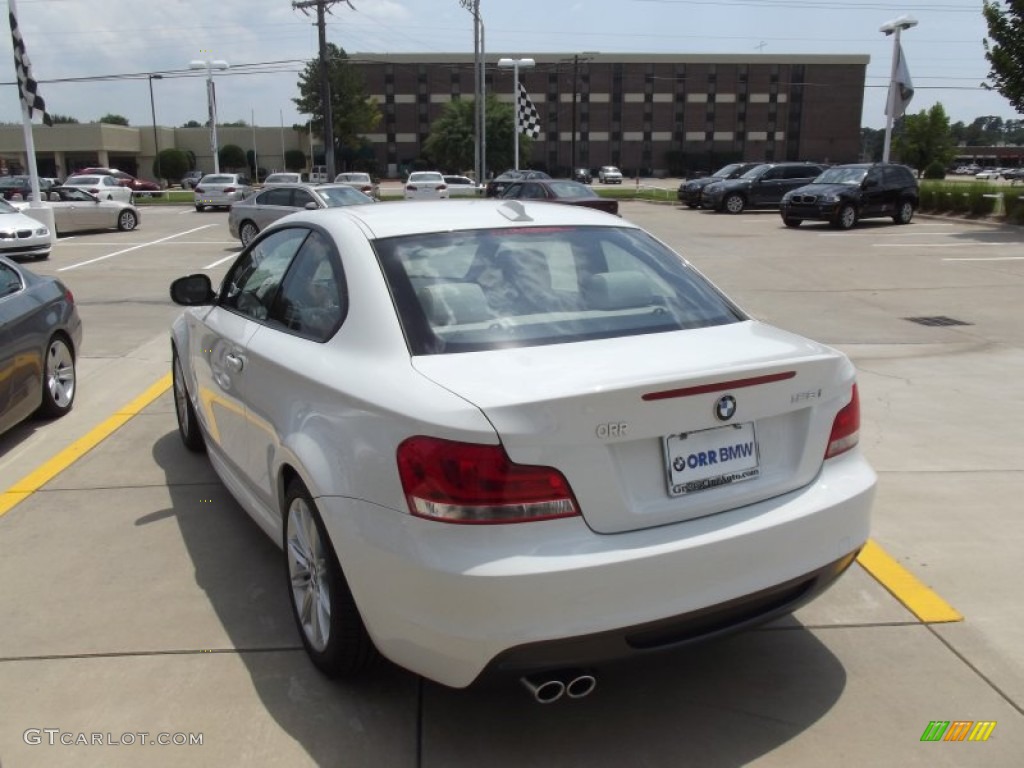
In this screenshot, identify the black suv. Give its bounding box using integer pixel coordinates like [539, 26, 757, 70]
[678, 162, 764, 208]
[702, 162, 827, 214]
[779, 163, 919, 230]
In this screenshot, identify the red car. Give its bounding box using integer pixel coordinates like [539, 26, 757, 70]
[498, 178, 619, 215]
[76, 167, 161, 193]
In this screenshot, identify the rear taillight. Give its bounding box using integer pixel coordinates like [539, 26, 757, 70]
[406, 184, 417, 191]
[397, 436, 580, 524]
[64, 288, 75, 304]
[223, 186, 236, 193]
[87, 188, 99, 195]
[825, 384, 860, 459]
[361, 185, 372, 194]
[194, 186, 204, 194]
[438, 183, 448, 190]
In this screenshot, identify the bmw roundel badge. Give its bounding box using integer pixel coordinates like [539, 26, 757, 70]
[715, 395, 737, 421]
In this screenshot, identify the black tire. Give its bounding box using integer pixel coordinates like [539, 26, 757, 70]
[832, 203, 857, 230]
[172, 349, 206, 453]
[239, 221, 259, 247]
[723, 193, 745, 214]
[284, 479, 377, 678]
[195, 204, 204, 212]
[783, 217, 801, 228]
[38, 333, 75, 418]
[893, 200, 914, 225]
[686, 203, 699, 209]
[117, 209, 138, 231]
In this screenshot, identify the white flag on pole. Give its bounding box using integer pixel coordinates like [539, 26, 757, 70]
[885, 43, 914, 118]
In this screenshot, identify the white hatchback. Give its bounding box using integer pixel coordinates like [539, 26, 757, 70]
[169, 200, 874, 695]
[404, 171, 449, 200]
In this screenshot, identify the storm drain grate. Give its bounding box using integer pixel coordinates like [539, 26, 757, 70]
[904, 316, 973, 327]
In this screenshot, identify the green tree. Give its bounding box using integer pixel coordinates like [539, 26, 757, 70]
[983, 2, 1024, 114]
[99, 114, 129, 126]
[218, 144, 247, 171]
[155, 148, 189, 184]
[423, 98, 475, 172]
[49, 114, 79, 124]
[860, 127, 885, 161]
[182, 120, 203, 128]
[893, 103, 956, 175]
[293, 43, 381, 164]
[285, 149, 307, 171]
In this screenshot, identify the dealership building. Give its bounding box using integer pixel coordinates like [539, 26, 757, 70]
[1, 52, 869, 180]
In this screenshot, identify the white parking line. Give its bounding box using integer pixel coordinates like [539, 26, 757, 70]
[873, 242, 1007, 248]
[204, 253, 238, 269]
[943, 256, 1024, 261]
[57, 225, 219, 272]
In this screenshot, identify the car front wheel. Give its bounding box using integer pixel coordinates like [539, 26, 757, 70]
[893, 200, 914, 224]
[38, 334, 75, 418]
[783, 217, 801, 228]
[117, 210, 138, 231]
[284, 479, 377, 678]
[724, 193, 746, 214]
[833, 203, 857, 230]
[173, 350, 205, 453]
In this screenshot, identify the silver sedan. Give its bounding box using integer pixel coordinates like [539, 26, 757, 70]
[25, 187, 140, 234]
[227, 183, 374, 246]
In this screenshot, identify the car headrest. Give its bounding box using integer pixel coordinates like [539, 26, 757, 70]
[584, 271, 655, 310]
[417, 282, 492, 326]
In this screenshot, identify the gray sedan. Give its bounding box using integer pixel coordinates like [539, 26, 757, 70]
[0, 255, 82, 435]
[227, 183, 374, 245]
[194, 173, 252, 212]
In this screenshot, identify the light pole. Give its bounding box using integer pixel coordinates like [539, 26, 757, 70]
[880, 15, 917, 164]
[497, 57, 535, 171]
[460, 0, 486, 184]
[147, 74, 163, 184]
[189, 58, 229, 173]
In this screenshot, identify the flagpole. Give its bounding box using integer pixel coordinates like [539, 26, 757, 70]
[880, 15, 917, 163]
[9, 0, 42, 206]
[497, 57, 534, 171]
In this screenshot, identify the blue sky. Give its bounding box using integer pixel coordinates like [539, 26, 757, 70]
[2, 0, 1016, 131]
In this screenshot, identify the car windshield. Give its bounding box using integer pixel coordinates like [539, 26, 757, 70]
[0, 177, 28, 188]
[0, 199, 18, 213]
[316, 186, 373, 206]
[374, 225, 743, 355]
[67, 176, 101, 184]
[814, 167, 868, 185]
[712, 164, 741, 178]
[201, 176, 235, 184]
[409, 173, 443, 183]
[739, 165, 769, 180]
[548, 181, 598, 199]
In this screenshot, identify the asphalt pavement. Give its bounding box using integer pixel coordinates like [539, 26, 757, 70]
[0, 197, 1021, 766]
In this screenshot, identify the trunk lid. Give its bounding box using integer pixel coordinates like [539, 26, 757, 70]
[411, 320, 855, 534]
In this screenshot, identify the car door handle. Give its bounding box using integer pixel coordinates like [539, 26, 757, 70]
[225, 353, 245, 373]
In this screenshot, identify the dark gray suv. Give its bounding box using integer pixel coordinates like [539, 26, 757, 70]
[779, 163, 919, 230]
[702, 162, 827, 214]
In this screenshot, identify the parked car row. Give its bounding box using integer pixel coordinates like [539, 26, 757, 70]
[678, 161, 920, 230]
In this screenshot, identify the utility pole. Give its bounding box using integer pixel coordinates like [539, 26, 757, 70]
[294, 0, 351, 180]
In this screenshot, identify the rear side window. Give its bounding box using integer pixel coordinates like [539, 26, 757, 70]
[375, 225, 744, 355]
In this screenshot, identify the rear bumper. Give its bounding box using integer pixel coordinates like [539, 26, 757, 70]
[319, 450, 874, 689]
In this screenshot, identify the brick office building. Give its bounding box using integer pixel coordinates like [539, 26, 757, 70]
[353, 52, 869, 178]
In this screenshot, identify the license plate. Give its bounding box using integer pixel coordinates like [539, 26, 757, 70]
[664, 423, 760, 497]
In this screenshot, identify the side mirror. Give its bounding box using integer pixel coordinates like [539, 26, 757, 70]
[170, 274, 216, 306]
[305, 201, 319, 210]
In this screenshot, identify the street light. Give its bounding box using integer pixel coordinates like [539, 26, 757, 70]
[148, 74, 163, 184]
[880, 15, 917, 164]
[189, 58, 229, 173]
[460, 0, 486, 184]
[497, 57, 535, 170]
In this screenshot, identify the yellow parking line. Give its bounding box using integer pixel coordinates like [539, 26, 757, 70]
[857, 539, 963, 623]
[0, 374, 172, 518]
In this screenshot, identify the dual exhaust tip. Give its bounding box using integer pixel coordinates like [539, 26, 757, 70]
[520, 670, 597, 704]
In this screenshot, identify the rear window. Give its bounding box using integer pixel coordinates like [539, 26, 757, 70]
[201, 175, 234, 184]
[374, 225, 744, 355]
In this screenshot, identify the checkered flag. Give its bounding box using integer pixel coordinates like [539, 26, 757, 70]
[517, 80, 540, 139]
[9, 6, 52, 126]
